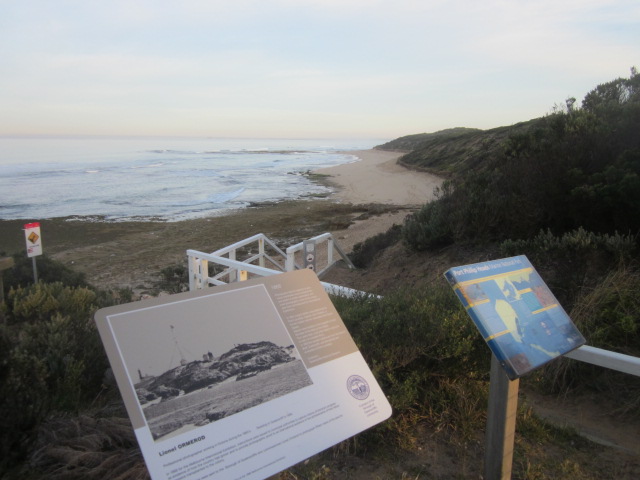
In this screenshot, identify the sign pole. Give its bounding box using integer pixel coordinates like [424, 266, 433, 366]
[484, 354, 519, 480]
[32, 257, 38, 284]
[24, 222, 43, 285]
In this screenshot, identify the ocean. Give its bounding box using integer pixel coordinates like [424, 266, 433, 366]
[0, 137, 382, 222]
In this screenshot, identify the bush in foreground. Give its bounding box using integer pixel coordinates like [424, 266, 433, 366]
[536, 266, 640, 415]
[0, 281, 116, 471]
[332, 281, 489, 443]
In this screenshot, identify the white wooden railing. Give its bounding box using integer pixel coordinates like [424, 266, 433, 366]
[187, 232, 359, 296]
[284, 232, 354, 276]
[188, 233, 286, 290]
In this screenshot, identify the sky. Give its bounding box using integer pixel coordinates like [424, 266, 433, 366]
[0, 0, 638, 140]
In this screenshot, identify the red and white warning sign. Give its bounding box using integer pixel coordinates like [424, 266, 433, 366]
[24, 222, 43, 258]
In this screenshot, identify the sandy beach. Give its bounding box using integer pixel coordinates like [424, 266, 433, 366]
[311, 149, 443, 250]
[316, 149, 442, 207]
[0, 149, 443, 291]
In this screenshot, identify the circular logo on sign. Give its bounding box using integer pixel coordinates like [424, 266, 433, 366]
[346, 375, 370, 400]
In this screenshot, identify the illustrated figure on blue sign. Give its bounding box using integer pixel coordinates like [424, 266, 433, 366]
[446, 255, 585, 379]
[459, 269, 582, 377]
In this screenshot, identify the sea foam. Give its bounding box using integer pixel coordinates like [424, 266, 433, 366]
[0, 137, 375, 221]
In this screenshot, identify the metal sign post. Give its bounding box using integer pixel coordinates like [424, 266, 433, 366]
[24, 222, 43, 284]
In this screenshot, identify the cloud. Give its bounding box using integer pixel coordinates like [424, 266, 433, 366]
[0, 0, 638, 136]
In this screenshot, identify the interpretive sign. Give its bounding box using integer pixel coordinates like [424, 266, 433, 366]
[444, 255, 585, 380]
[24, 222, 43, 257]
[95, 269, 391, 480]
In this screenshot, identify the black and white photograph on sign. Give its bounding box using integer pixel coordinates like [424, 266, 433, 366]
[107, 284, 313, 441]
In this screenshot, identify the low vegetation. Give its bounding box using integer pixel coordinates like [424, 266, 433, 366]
[401, 69, 640, 249]
[333, 284, 488, 440]
[369, 68, 640, 396]
[349, 225, 402, 268]
[378, 123, 537, 177]
[0, 254, 130, 473]
[395, 68, 640, 369]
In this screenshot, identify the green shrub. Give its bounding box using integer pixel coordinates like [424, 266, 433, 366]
[499, 228, 636, 306]
[401, 70, 640, 252]
[5, 282, 109, 405]
[0, 323, 50, 471]
[500, 228, 636, 262]
[349, 224, 402, 268]
[2, 253, 88, 296]
[573, 267, 640, 353]
[153, 264, 189, 294]
[332, 281, 490, 440]
[402, 183, 455, 250]
[1, 282, 112, 470]
[537, 266, 640, 404]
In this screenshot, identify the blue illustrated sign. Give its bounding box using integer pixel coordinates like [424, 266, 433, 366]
[444, 255, 585, 380]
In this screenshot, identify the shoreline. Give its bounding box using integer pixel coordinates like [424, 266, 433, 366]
[0, 149, 443, 292]
[314, 149, 443, 206]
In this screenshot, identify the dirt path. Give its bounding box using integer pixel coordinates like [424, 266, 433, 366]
[522, 389, 640, 455]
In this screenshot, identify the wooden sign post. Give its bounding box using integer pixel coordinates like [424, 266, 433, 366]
[484, 354, 520, 480]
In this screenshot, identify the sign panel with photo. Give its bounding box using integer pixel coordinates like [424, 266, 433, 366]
[95, 269, 391, 480]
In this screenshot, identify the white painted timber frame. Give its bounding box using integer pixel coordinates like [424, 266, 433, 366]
[187, 232, 361, 297]
[285, 232, 354, 276]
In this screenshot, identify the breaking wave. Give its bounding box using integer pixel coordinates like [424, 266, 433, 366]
[0, 137, 373, 221]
